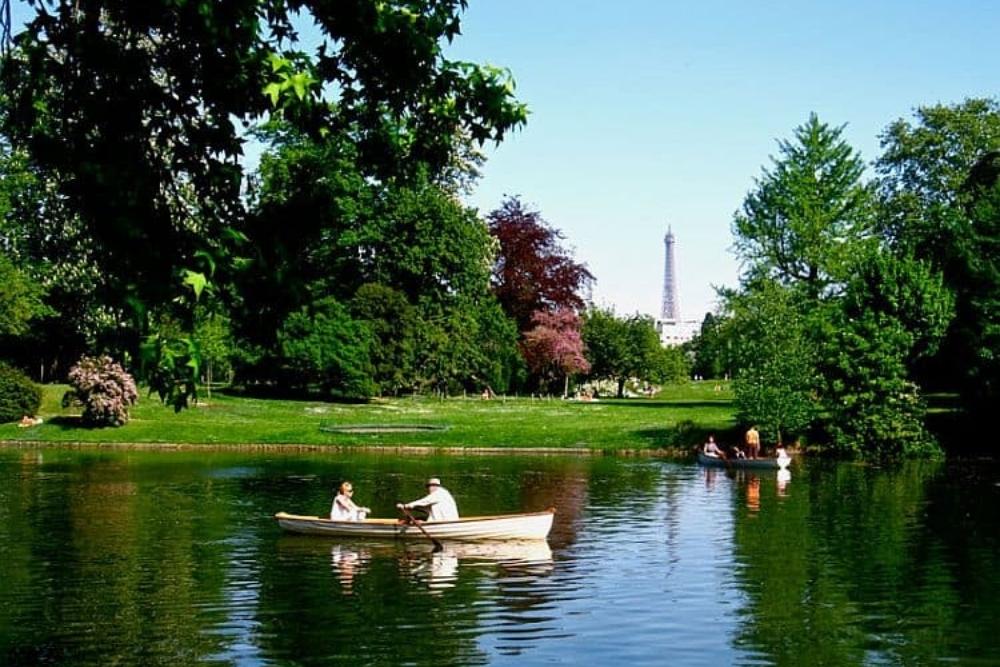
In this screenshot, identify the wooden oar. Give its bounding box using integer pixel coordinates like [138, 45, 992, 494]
[399, 505, 443, 551]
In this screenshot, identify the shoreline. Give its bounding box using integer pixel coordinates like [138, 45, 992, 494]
[0, 439, 691, 457]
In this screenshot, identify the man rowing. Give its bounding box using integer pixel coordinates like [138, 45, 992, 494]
[397, 477, 459, 521]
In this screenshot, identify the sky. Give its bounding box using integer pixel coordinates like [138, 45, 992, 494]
[444, 0, 1000, 320]
[8, 1, 999, 320]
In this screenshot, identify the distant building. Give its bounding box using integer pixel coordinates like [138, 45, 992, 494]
[656, 226, 699, 346]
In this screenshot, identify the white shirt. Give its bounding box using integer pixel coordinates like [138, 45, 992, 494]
[330, 493, 367, 521]
[405, 486, 459, 521]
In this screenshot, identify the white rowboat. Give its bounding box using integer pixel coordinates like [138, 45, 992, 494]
[275, 509, 555, 541]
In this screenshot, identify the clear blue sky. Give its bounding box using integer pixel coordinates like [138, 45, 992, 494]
[9, 1, 999, 320]
[446, 0, 1000, 320]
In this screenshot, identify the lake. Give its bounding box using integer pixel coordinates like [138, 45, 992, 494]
[1, 448, 998, 666]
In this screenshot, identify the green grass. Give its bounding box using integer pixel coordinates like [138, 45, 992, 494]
[0, 382, 737, 450]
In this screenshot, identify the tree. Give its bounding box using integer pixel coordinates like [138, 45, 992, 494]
[876, 99, 1000, 408]
[582, 308, 674, 398]
[236, 131, 504, 395]
[193, 308, 234, 400]
[727, 279, 819, 446]
[0, 253, 47, 337]
[3, 0, 527, 404]
[0, 144, 105, 377]
[733, 113, 875, 297]
[822, 251, 953, 458]
[3, 1, 527, 309]
[413, 294, 521, 396]
[520, 308, 590, 396]
[349, 283, 418, 396]
[646, 344, 691, 387]
[277, 297, 374, 398]
[488, 197, 594, 332]
[688, 312, 731, 380]
[958, 152, 1000, 412]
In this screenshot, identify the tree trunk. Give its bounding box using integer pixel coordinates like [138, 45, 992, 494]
[617, 377, 625, 399]
[563, 374, 569, 399]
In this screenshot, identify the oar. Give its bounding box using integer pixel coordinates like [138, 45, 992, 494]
[399, 505, 443, 552]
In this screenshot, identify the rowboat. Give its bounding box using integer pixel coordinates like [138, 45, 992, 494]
[697, 451, 791, 470]
[275, 508, 555, 541]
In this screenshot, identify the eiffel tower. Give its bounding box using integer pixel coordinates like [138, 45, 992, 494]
[660, 226, 678, 323]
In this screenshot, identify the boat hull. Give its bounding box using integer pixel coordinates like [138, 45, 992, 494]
[275, 509, 555, 541]
[697, 451, 791, 469]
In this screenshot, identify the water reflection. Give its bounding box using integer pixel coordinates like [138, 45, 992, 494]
[285, 537, 555, 595]
[330, 543, 371, 593]
[777, 468, 791, 497]
[2, 449, 999, 666]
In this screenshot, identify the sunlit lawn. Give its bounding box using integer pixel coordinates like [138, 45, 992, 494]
[0, 382, 736, 450]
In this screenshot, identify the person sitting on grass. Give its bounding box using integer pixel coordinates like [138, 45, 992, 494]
[702, 435, 726, 459]
[330, 481, 371, 521]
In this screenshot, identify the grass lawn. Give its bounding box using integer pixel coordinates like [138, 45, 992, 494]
[0, 382, 737, 451]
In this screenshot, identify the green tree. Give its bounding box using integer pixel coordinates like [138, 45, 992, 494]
[957, 153, 1000, 412]
[414, 294, 521, 396]
[238, 133, 503, 394]
[688, 311, 731, 380]
[278, 297, 374, 398]
[646, 344, 691, 387]
[0, 253, 47, 337]
[822, 251, 953, 458]
[876, 99, 1000, 409]
[3, 0, 526, 405]
[349, 283, 419, 396]
[193, 309, 234, 399]
[582, 308, 677, 398]
[3, 0, 527, 309]
[733, 113, 875, 296]
[727, 279, 819, 446]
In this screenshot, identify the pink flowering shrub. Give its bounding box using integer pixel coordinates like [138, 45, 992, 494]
[65, 355, 138, 426]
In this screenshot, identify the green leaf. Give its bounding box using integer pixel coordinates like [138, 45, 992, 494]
[263, 82, 283, 107]
[182, 270, 208, 300]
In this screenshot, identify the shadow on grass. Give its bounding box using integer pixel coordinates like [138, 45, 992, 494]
[577, 399, 733, 409]
[45, 416, 101, 431]
[633, 421, 742, 449]
[220, 385, 370, 404]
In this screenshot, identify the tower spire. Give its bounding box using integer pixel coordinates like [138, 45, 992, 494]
[661, 226, 678, 322]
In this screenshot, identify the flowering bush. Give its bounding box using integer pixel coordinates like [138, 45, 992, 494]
[65, 355, 138, 426]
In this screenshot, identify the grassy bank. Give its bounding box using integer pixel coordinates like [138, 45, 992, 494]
[0, 382, 737, 450]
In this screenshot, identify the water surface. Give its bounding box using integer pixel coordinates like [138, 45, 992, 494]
[0, 448, 998, 665]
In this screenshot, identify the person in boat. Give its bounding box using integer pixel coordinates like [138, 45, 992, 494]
[745, 425, 761, 459]
[396, 477, 459, 521]
[730, 443, 747, 459]
[702, 435, 726, 459]
[330, 481, 371, 521]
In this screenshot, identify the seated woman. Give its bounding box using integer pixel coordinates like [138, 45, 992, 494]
[702, 435, 725, 459]
[330, 481, 371, 521]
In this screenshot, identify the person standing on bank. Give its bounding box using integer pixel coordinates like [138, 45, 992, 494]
[745, 425, 761, 459]
[397, 478, 459, 521]
[330, 481, 371, 521]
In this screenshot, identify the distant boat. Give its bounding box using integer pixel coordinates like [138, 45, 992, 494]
[697, 451, 791, 470]
[275, 509, 555, 541]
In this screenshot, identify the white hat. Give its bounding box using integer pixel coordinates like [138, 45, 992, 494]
[426, 477, 441, 486]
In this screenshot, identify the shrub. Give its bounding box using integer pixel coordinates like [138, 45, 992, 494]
[65, 355, 138, 426]
[0, 362, 43, 423]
